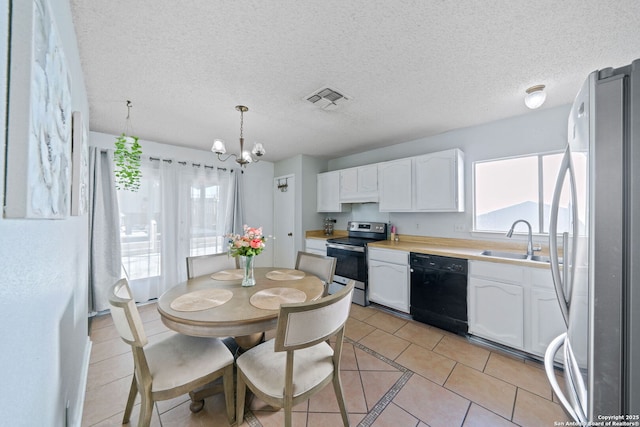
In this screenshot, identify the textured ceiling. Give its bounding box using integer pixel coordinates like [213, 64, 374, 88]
[70, 0, 640, 162]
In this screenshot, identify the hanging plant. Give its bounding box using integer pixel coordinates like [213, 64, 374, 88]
[114, 133, 142, 191]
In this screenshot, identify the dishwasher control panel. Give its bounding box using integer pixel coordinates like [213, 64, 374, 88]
[410, 253, 468, 275]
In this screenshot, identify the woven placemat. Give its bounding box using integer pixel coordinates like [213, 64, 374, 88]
[211, 269, 244, 280]
[265, 269, 306, 281]
[170, 289, 233, 312]
[249, 287, 307, 310]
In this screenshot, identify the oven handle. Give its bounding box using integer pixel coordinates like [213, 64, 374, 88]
[326, 243, 365, 253]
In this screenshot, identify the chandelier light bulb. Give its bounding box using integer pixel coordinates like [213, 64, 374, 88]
[252, 142, 265, 157]
[211, 139, 226, 154]
[241, 150, 253, 163]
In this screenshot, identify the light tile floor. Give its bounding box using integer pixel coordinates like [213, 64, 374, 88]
[82, 302, 572, 427]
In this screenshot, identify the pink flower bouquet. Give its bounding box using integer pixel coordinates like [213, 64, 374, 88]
[226, 225, 266, 257]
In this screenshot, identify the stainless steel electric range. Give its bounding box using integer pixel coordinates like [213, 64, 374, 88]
[326, 221, 388, 306]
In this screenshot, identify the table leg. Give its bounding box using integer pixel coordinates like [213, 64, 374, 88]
[234, 332, 265, 352]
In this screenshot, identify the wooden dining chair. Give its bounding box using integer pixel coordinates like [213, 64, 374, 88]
[235, 280, 355, 427]
[186, 252, 238, 279]
[108, 279, 235, 427]
[295, 251, 337, 296]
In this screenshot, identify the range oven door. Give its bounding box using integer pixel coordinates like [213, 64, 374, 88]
[326, 243, 368, 306]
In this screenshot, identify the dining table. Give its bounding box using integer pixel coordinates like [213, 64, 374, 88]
[157, 266, 325, 350]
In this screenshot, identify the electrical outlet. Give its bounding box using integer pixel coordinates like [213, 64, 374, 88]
[454, 224, 465, 232]
[416, 223, 420, 229]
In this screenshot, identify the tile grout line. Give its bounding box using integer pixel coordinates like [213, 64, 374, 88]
[357, 371, 413, 427]
[346, 338, 414, 427]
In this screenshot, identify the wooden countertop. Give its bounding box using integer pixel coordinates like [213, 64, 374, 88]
[306, 230, 555, 269]
[371, 237, 554, 269]
[305, 230, 347, 240]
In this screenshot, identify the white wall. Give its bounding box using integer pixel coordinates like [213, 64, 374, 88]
[274, 154, 327, 252]
[326, 105, 571, 241]
[240, 160, 275, 266]
[91, 132, 275, 266]
[0, 0, 91, 425]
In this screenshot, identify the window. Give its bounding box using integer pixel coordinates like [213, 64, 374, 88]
[474, 152, 583, 234]
[118, 163, 161, 281]
[189, 181, 225, 256]
[118, 158, 233, 297]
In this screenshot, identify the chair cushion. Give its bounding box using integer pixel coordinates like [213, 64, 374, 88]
[145, 332, 234, 393]
[236, 338, 334, 399]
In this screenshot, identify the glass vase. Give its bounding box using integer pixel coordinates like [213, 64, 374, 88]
[241, 255, 255, 287]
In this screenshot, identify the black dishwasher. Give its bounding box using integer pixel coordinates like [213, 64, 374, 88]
[410, 253, 468, 335]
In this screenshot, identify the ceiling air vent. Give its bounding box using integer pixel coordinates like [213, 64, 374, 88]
[305, 87, 350, 110]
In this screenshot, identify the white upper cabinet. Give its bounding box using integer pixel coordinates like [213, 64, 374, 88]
[339, 165, 378, 203]
[414, 148, 464, 212]
[317, 171, 350, 212]
[318, 148, 464, 212]
[378, 158, 413, 211]
[379, 149, 464, 212]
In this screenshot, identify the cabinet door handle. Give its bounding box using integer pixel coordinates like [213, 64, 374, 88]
[287, 232, 293, 236]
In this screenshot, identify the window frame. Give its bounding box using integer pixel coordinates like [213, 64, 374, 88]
[472, 150, 565, 235]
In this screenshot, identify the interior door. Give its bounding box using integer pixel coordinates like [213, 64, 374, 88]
[273, 174, 295, 268]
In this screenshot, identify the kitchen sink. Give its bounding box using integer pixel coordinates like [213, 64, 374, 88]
[480, 250, 527, 260]
[530, 255, 553, 263]
[479, 250, 553, 263]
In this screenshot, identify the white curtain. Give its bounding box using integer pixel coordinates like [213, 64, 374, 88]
[229, 169, 245, 235]
[88, 148, 122, 313]
[118, 157, 236, 302]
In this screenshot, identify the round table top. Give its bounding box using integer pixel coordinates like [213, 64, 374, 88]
[157, 267, 324, 338]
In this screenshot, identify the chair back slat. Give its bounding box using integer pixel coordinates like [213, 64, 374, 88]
[274, 281, 354, 352]
[295, 251, 336, 284]
[108, 279, 148, 347]
[186, 253, 237, 279]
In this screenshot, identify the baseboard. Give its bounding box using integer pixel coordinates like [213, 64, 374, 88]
[70, 337, 92, 427]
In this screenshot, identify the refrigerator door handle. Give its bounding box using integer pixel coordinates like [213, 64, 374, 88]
[549, 146, 571, 325]
[562, 232, 570, 298]
[544, 333, 580, 422]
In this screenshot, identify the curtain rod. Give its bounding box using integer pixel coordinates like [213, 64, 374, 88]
[148, 156, 230, 172]
[97, 148, 233, 172]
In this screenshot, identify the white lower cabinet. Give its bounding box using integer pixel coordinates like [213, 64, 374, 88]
[529, 288, 566, 356]
[468, 277, 524, 348]
[304, 238, 327, 256]
[368, 248, 410, 313]
[527, 267, 567, 358]
[468, 260, 565, 358]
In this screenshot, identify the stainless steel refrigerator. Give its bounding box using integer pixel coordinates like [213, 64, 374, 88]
[545, 59, 640, 422]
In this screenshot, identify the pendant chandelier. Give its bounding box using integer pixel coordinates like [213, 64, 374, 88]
[211, 105, 265, 167]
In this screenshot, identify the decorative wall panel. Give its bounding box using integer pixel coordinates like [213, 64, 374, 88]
[4, 0, 71, 219]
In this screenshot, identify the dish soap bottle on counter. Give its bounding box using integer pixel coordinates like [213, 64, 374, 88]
[390, 225, 397, 242]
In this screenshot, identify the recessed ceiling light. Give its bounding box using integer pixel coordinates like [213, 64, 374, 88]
[524, 85, 546, 109]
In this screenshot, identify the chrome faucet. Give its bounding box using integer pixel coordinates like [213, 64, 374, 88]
[506, 219, 534, 259]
